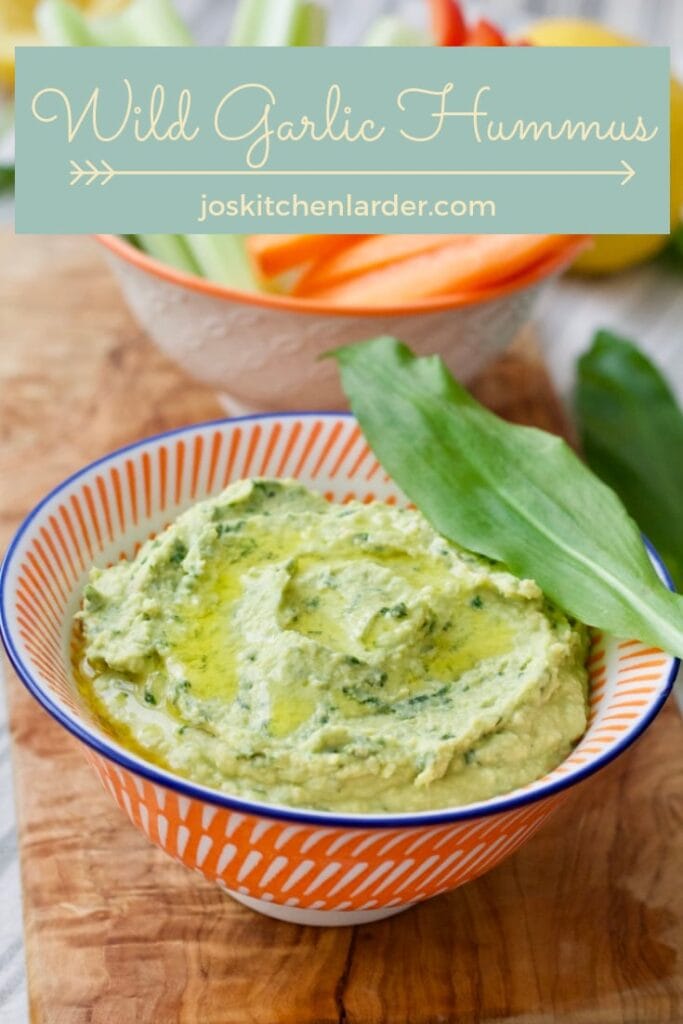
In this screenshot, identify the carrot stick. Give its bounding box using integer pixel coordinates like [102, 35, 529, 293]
[294, 234, 472, 295]
[247, 234, 364, 277]
[304, 235, 567, 307]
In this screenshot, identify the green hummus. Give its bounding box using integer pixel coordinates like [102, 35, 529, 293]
[77, 479, 589, 813]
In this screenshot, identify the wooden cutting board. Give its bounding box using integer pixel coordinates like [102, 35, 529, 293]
[1, 232, 682, 1024]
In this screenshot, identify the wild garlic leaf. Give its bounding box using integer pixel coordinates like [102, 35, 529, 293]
[0, 166, 14, 196]
[660, 223, 683, 272]
[331, 336, 683, 656]
[577, 330, 683, 591]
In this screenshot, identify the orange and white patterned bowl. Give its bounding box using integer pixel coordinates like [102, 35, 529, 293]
[1, 414, 678, 926]
[97, 234, 588, 415]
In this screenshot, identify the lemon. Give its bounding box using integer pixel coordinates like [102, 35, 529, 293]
[523, 18, 683, 274]
[0, 0, 37, 88]
[0, 0, 127, 89]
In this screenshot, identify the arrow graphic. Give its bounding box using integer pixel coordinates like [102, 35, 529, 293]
[617, 160, 636, 186]
[69, 159, 115, 187]
[68, 159, 636, 187]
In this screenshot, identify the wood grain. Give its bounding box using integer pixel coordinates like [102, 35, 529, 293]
[1, 233, 681, 1024]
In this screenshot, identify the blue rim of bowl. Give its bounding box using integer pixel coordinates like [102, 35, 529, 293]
[0, 412, 680, 830]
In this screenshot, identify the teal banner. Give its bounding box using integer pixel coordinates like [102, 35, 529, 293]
[15, 45, 669, 234]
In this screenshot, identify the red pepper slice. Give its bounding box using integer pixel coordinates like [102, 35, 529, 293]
[427, 0, 467, 46]
[465, 18, 506, 46]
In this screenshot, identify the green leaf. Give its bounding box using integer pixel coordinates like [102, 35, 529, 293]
[0, 166, 14, 196]
[331, 336, 683, 656]
[576, 330, 683, 591]
[659, 223, 683, 272]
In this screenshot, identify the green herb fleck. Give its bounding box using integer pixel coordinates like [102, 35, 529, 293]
[169, 540, 188, 565]
[83, 584, 104, 611]
[380, 602, 408, 619]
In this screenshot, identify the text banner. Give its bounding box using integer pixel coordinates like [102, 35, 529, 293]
[15, 45, 669, 233]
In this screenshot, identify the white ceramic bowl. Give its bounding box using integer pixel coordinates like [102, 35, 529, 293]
[1, 413, 676, 926]
[97, 235, 587, 414]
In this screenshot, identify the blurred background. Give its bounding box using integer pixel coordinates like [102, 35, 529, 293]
[102, 0, 683, 48]
[0, 2, 681, 1021]
[1, 0, 681, 401]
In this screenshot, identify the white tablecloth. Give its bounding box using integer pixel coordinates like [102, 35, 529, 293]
[1, 1, 681, 1019]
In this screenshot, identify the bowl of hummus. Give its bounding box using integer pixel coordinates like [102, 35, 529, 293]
[0, 414, 677, 926]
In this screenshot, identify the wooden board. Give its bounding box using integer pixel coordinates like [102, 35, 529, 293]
[1, 232, 682, 1024]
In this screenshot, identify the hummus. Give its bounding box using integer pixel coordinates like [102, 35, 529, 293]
[77, 479, 589, 813]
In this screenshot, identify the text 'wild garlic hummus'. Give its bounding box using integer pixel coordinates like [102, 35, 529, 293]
[77, 479, 589, 813]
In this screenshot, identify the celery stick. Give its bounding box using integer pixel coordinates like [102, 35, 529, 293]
[263, 0, 316, 46]
[0, 100, 14, 143]
[38, 0, 259, 295]
[185, 235, 261, 291]
[35, 0, 98, 45]
[229, 0, 325, 46]
[136, 235, 200, 275]
[91, 0, 194, 46]
[362, 16, 431, 46]
[229, 0, 268, 45]
[228, 0, 330, 292]
[36, 0, 192, 46]
[251, 0, 303, 46]
[291, 3, 327, 46]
